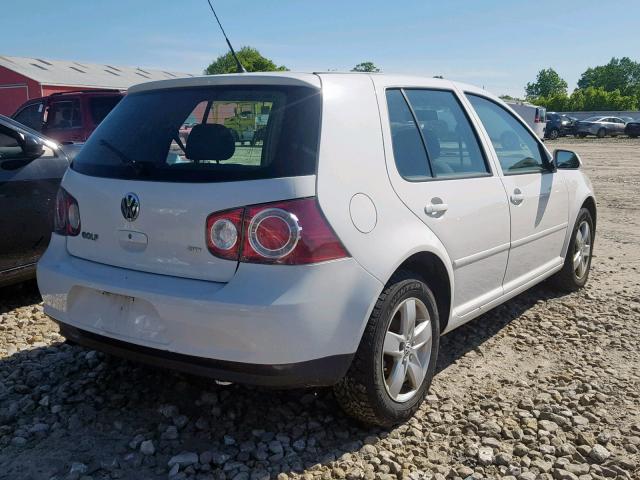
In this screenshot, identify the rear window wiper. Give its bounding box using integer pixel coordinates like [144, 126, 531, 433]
[99, 139, 135, 165]
[98, 139, 156, 176]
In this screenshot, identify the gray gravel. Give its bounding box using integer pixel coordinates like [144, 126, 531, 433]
[1, 138, 639, 479]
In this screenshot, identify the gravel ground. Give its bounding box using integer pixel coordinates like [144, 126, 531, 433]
[1, 137, 639, 480]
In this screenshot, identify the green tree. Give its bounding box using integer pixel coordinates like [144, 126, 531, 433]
[577, 57, 640, 96]
[499, 94, 524, 102]
[525, 68, 568, 99]
[351, 62, 381, 73]
[534, 87, 638, 112]
[534, 93, 570, 112]
[205, 46, 288, 74]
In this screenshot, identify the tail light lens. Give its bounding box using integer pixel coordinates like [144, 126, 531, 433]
[535, 109, 541, 123]
[54, 187, 81, 236]
[206, 208, 243, 260]
[206, 198, 348, 265]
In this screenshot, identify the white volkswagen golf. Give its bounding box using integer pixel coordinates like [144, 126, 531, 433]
[38, 73, 596, 426]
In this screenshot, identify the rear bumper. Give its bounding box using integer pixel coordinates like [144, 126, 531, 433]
[57, 323, 353, 387]
[37, 235, 382, 385]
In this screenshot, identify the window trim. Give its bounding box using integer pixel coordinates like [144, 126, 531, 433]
[464, 92, 554, 177]
[385, 87, 493, 183]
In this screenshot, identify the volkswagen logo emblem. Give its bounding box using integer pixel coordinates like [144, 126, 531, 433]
[121, 193, 140, 221]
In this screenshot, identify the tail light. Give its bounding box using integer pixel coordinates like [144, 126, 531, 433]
[206, 198, 348, 265]
[534, 110, 541, 123]
[206, 207, 243, 260]
[54, 187, 81, 236]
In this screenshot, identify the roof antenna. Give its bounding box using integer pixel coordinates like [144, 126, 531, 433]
[206, 0, 246, 73]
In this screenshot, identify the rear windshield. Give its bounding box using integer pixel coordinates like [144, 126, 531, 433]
[72, 85, 321, 182]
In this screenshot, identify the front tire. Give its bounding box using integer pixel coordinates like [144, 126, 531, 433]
[334, 271, 440, 427]
[548, 128, 559, 140]
[550, 208, 594, 292]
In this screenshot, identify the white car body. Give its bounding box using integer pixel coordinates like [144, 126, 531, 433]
[37, 73, 595, 388]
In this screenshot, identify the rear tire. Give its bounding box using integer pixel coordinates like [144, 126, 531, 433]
[578, 133, 587, 138]
[597, 128, 606, 138]
[549, 208, 594, 292]
[334, 271, 440, 427]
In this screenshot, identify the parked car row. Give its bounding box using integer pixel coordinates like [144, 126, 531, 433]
[545, 112, 639, 139]
[0, 114, 81, 287]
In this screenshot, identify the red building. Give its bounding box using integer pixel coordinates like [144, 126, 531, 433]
[0, 55, 193, 116]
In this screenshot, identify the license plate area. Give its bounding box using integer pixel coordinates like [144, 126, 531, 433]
[67, 286, 169, 345]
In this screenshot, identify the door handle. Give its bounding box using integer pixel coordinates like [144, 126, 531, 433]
[425, 199, 448, 216]
[510, 188, 524, 205]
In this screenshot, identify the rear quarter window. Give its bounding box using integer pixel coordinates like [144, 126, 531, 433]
[72, 85, 321, 183]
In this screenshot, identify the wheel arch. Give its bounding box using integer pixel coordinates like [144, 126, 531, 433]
[561, 189, 597, 259]
[388, 251, 453, 333]
[581, 196, 597, 231]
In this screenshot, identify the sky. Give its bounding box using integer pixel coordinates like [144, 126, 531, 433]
[3, 0, 640, 97]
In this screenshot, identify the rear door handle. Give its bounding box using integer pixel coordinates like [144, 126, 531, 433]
[510, 188, 524, 205]
[425, 199, 448, 216]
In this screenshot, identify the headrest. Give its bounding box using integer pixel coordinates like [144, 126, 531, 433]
[417, 109, 438, 122]
[186, 124, 235, 161]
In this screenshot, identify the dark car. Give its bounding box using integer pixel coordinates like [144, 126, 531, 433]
[626, 121, 640, 138]
[12, 89, 123, 143]
[545, 112, 577, 139]
[0, 114, 79, 287]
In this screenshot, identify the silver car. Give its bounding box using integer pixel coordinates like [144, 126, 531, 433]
[575, 116, 627, 138]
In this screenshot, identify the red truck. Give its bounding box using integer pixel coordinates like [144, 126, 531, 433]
[11, 89, 123, 143]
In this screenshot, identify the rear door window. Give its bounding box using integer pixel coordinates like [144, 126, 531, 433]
[386, 88, 489, 180]
[72, 86, 321, 183]
[47, 100, 82, 130]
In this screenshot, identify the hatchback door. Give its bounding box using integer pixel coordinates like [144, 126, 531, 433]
[466, 94, 569, 290]
[382, 87, 510, 316]
[63, 80, 322, 283]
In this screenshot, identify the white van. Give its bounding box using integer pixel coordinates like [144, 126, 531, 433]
[505, 101, 546, 139]
[38, 73, 596, 426]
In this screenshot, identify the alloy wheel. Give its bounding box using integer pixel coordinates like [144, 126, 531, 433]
[382, 297, 432, 403]
[573, 221, 591, 279]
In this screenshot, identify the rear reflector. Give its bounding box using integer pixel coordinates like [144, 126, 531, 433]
[206, 198, 348, 265]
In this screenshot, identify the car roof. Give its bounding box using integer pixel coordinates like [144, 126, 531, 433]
[127, 72, 500, 102]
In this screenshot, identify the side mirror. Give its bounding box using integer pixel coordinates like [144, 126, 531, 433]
[553, 149, 582, 170]
[0, 132, 44, 170]
[23, 135, 45, 158]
